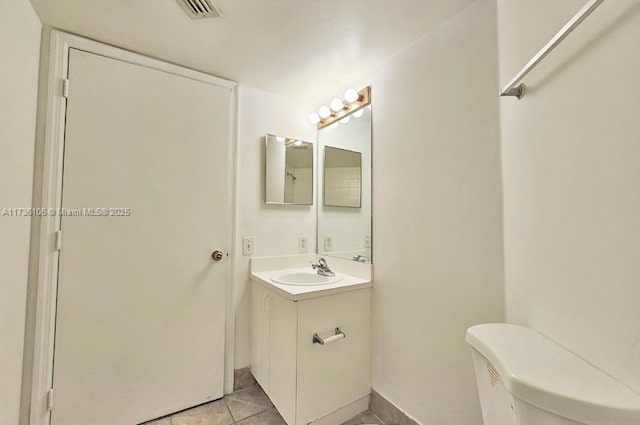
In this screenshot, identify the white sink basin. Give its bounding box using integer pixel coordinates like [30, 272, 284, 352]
[271, 271, 342, 286]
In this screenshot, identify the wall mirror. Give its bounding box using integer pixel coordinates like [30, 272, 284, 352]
[317, 105, 372, 263]
[265, 134, 313, 205]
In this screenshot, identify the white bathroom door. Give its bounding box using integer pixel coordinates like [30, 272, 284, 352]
[51, 49, 232, 425]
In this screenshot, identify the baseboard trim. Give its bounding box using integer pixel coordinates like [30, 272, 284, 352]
[370, 390, 420, 425]
[309, 394, 370, 425]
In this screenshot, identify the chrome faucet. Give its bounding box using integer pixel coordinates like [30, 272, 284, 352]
[310, 257, 335, 277]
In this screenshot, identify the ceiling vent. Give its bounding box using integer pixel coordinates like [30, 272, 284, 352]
[176, 0, 221, 19]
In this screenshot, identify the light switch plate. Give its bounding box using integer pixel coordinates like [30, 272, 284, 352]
[242, 236, 255, 256]
[298, 236, 308, 253]
[323, 236, 333, 251]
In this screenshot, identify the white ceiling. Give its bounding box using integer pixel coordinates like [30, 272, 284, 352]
[29, 0, 475, 105]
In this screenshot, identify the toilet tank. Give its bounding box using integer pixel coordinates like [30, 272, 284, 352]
[466, 324, 640, 425]
[470, 348, 583, 425]
[469, 348, 518, 425]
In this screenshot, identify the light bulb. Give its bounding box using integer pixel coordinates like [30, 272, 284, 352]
[344, 88, 359, 103]
[276, 136, 285, 142]
[340, 116, 350, 124]
[353, 109, 364, 118]
[294, 140, 302, 146]
[330, 98, 344, 112]
[308, 113, 320, 124]
[319, 106, 331, 119]
[329, 123, 339, 130]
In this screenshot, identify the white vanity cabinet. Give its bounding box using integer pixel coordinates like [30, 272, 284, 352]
[251, 282, 298, 424]
[251, 281, 372, 425]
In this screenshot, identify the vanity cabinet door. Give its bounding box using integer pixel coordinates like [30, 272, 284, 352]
[296, 288, 372, 425]
[268, 292, 298, 425]
[251, 283, 270, 391]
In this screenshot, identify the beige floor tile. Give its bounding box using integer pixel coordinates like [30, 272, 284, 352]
[225, 386, 275, 411]
[225, 397, 265, 422]
[233, 368, 258, 391]
[141, 418, 171, 425]
[235, 410, 286, 425]
[342, 411, 384, 425]
[170, 399, 233, 425]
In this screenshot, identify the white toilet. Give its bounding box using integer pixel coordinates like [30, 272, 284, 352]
[466, 324, 640, 425]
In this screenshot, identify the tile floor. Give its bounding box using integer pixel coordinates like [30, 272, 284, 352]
[142, 383, 384, 425]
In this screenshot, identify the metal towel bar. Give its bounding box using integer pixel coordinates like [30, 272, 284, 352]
[313, 327, 346, 345]
[501, 0, 605, 99]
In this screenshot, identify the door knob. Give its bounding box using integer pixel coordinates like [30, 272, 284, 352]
[211, 250, 224, 261]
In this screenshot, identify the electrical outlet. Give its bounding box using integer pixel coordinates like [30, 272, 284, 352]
[242, 236, 255, 256]
[298, 236, 308, 253]
[364, 234, 371, 249]
[323, 236, 333, 251]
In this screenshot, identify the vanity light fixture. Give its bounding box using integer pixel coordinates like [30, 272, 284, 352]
[283, 138, 304, 147]
[310, 86, 371, 130]
[318, 106, 332, 119]
[344, 88, 360, 103]
[309, 113, 321, 125]
[330, 98, 345, 112]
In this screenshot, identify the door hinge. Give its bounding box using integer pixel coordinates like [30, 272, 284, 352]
[46, 388, 54, 411]
[55, 230, 62, 251]
[61, 78, 69, 99]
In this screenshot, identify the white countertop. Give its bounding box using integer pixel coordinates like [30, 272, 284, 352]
[250, 255, 373, 301]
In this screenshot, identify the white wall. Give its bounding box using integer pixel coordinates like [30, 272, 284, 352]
[0, 0, 41, 423]
[367, 1, 505, 423]
[499, 0, 640, 392]
[234, 85, 316, 368]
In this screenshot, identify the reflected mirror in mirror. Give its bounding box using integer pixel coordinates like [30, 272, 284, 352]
[324, 147, 361, 208]
[317, 107, 372, 263]
[265, 134, 313, 205]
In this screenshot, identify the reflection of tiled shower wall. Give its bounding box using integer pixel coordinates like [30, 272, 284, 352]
[325, 167, 361, 207]
[294, 168, 312, 204]
[284, 167, 313, 204]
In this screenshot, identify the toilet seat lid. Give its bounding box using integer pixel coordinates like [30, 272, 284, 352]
[466, 323, 640, 425]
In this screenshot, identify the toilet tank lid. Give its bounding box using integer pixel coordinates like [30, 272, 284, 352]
[466, 324, 640, 425]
